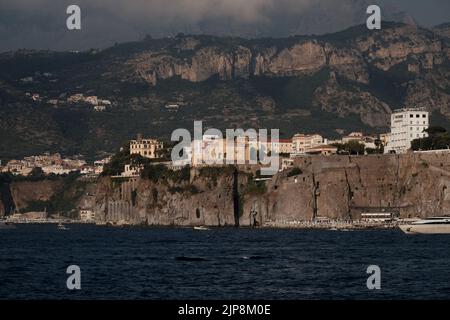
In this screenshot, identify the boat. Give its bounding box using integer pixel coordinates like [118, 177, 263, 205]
[399, 217, 450, 234]
[57, 223, 69, 230]
[56, 213, 70, 230]
[193, 226, 210, 231]
[57, 222, 69, 230]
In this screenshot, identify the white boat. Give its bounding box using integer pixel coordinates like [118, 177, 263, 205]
[57, 222, 69, 230]
[399, 217, 450, 234]
[193, 226, 210, 231]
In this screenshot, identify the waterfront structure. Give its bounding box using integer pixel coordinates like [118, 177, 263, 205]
[130, 134, 164, 159]
[80, 209, 95, 222]
[384, 108, 429, 154]
[80, 210, 95, 222]
[360, 213, 393, 223]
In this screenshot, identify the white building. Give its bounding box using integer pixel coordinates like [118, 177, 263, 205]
[94, 157, 111, 174]
[292, 134, 325, 155]
[85, 96, 98, 105]
[385, 108, 429, 154]
[122, 164, 142, 177]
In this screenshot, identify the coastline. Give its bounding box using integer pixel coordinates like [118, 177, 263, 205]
[2, 219, 403, 231]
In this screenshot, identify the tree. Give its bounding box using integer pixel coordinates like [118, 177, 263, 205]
[411, 126, 450, 151]
[101, 144, 131, 176]
[333, 141, 365, 155]
[29, 167, 45, 179]
[425, 126, 447, 138]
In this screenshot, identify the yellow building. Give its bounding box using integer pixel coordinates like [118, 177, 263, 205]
[191, 135, 252, 166]
[268, 138, 293, 154]
[292, 134, 324, 154]
[130, 134, 163, 159]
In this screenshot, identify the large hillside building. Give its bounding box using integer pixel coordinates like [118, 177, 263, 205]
[385, 108, 429, 154]
[130, 134, 164, 159]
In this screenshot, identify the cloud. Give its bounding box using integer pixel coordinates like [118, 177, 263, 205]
[0, 0, 449, 52]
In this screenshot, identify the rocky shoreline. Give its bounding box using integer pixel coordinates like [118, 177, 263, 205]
[3, 153, 450, 227]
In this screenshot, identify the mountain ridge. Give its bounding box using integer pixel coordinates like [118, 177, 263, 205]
[0, 22, 449, 161]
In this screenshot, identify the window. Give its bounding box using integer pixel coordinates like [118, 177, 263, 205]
[410, 114, 414, 118]
[416, 114, 420, 118]
[423, 114, 426, 118]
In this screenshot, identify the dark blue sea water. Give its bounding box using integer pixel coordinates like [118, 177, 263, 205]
[1, 224, 450, 299]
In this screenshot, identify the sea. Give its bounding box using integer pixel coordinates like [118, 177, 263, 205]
[1, 224, 450, 300]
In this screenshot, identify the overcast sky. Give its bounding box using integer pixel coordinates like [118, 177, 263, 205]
[0, 0, 449, 52]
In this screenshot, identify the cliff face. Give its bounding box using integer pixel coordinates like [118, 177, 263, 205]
[92, 153, 450, 227]
[127, 39, 369, 85]
[245, 153, 450, 224]
[3, 153, 450, 224]
[119, 24, 450, 129]
[0, 176, 97, 216]
[125, 25, 447, 87]
[9, 180, 62, 212]
[94, 170, 239, 226]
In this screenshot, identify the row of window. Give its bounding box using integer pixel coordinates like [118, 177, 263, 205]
[393, 113, 427, 119]
[410, 134, 427, 138]
[391, 132, 427, 141]
[410, 121, 427, 125]
[130, 144, 162, 149]
[410, 114, 427, 118]
[131, 151, 155, 156]
[409, 127, 426, 131]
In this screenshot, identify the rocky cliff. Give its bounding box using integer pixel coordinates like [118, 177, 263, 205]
[91, 153, 450, 227]
[121, 23, 449, 128]
[0, 175, 97, 217]
[3, 153, 450, 225]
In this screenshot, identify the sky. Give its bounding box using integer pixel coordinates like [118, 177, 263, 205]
[0, 0, 449, 52]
